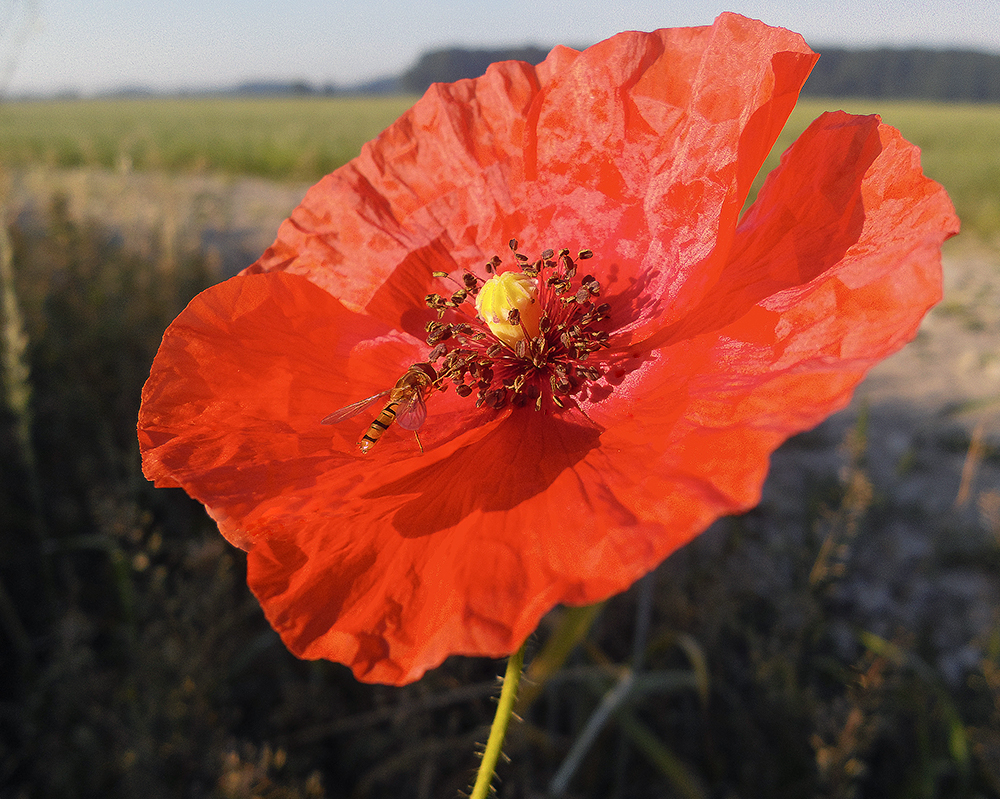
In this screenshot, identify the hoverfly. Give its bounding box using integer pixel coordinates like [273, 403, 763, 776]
[322, 363, 437, 454]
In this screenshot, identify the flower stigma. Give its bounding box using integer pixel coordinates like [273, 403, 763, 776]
[475, 271, 542, 346]
[423, 239, 611, 413]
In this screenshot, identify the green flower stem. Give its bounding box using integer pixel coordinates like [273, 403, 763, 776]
[470, 642, 526, 799]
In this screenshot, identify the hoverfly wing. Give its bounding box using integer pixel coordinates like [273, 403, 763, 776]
[321, 390, 390, 425]
[394, 392, 428, 431]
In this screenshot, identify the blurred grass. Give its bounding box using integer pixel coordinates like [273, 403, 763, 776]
[0, 96, 997, 239]
[0, 96, 418, 181]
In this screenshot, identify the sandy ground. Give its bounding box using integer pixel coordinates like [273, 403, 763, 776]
[4, 164, 998, 685]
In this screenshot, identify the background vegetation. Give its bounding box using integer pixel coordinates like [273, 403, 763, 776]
[0, 96, 416, 181]
[802, 48, 1000, 103]
[1, 96, 998, 239]
[361, 45, 1000, 101]
[0, 93, 998, 798]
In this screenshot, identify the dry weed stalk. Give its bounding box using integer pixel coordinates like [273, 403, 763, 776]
[955, 419, 988, 508]
[0, 214, 34, 472]
[0, 198, 54, 627]
[810, 419, 874, 588]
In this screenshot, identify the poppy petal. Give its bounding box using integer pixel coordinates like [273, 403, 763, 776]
[527, 15, 819, 338]
[138, 272, 462, 549]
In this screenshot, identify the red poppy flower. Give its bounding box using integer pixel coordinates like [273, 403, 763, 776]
[138, 13, 958, 685]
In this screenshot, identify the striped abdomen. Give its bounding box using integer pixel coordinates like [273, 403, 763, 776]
[358, 401, 400, 453]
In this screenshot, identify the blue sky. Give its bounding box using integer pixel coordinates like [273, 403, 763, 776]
[3, 0, 999, 96]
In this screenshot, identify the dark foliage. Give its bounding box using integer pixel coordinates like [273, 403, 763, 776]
[399, 47, 552, 95]
[804, 47, 1000, 101]
[399, 45, 1000, 102]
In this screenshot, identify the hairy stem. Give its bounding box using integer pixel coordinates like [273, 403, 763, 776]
[470, 642, 526, 799]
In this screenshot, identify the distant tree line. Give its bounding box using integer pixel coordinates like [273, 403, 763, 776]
[803, 47, 1000, 101]
[397, 45, 1000, 102]
[78, 44, 1000, 101]
[399, 47, 552, 94]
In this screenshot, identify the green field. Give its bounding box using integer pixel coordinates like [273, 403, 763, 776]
[0, 95, 418, 181]
[0, 94, 997, 238]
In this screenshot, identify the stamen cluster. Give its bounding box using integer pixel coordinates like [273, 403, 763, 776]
[423, 240, 611, 412]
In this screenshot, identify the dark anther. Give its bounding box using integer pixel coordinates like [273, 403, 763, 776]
[540, 248, 554, 260]
[426, 325, 452, 345]
[578, 249, 594, 260]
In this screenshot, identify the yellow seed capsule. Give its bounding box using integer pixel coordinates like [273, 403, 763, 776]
[475, 271, 541, 346]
